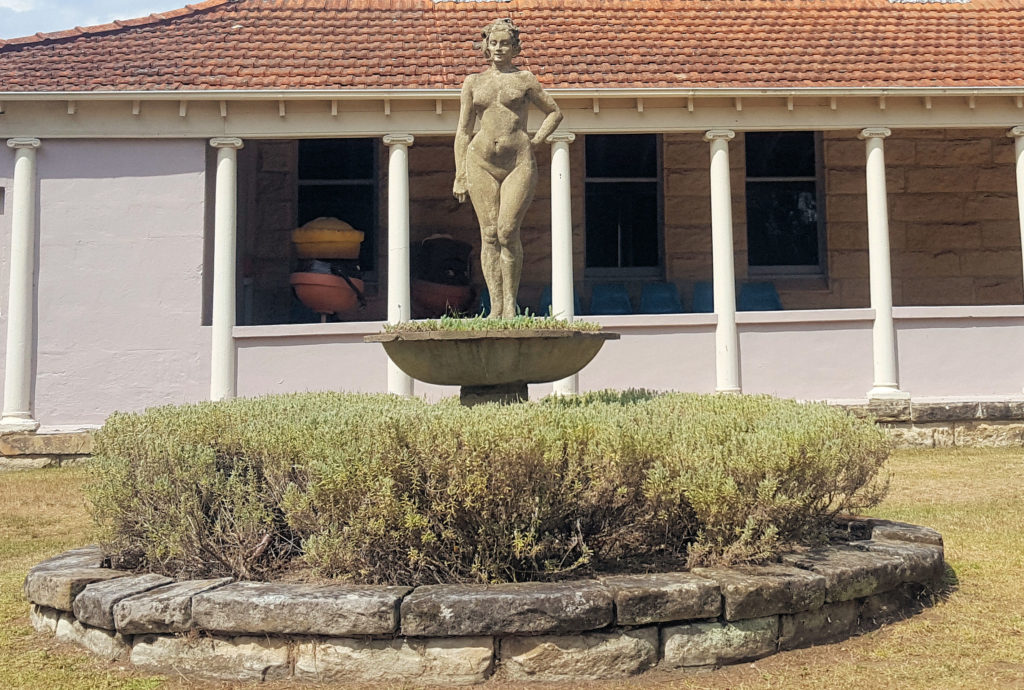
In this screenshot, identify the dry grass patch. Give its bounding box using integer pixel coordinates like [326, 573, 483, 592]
[2, 448, 1023, 689]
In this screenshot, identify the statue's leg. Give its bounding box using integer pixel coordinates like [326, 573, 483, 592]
[466, 156, 503, 318]
[496, 163, 537, 317]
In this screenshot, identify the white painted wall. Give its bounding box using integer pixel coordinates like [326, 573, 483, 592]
[0, 139, 210, 426]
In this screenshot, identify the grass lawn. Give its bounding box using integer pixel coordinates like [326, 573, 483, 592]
[1, 447, 1022, 689]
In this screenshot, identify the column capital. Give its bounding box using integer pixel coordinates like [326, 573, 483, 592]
[383, 133, 415, 147]
[858, 127, 892, 140]
[209, 137, 243, 149]
[6, 138, 41, 150]
[548, 131, 576, 145]
[703, 129, 735, 142]
[1007, 126, 1024, 138]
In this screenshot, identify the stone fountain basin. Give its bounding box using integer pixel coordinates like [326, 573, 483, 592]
[364, 329, 619, 387]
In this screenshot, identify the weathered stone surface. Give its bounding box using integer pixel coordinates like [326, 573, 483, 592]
[30, 545, 104, 571]
[130, 634, 291, 682]
[30, 604, 62, 634]
[955, 421, 1024, 447]
[500, 628, 658, 681]
[781, 545, 902, 602]
[692, 565, 825, 621]
[0, 431, 93, 456]
[400, 581, 613, 636]
[23, 567, 129, 612]
[0, 455, 60, 470]
[841, 399, 911, 422]
[850, 539, 945, 586]
[779, 600, 859, 650]
[55, 616, 130, 661]
[601, 572, 720, 625]
[860, 583, 927, 626]
[114, 578, 231, 634]
[868, 519, 944, 547]
[978, 400, 1024, 421]
[886, 424, 938, 449]
[662, 616, 779, 667]
[910, 401, 980, 423]
[74, 573, 173, 630]
[294, 636, 493, 685]
[192, 581, 410, 636]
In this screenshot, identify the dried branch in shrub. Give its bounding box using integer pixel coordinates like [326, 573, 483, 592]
[87, 391, 890, 584]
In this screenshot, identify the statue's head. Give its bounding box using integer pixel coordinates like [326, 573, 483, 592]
[480, 18, 521, 61]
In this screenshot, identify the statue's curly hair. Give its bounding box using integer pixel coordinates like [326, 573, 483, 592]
[479, 18, 522, 60]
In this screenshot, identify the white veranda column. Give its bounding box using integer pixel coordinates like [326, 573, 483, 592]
[209, 137, 243, 402]
[2, 138, 42, 431]
[383, 134, 414, 397]
[1009, 127, 1024, 297]
[704, 129, 741, 393]
[549, 132, 578, 396]
[860, 127, 908, 400]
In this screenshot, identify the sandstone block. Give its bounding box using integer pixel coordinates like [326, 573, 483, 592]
[23, 567, 129, 612]
[978, 400, 1024, 421]
[886, 424, 936, 449]
[114, 578, 232, 634]
[860, 583, 927, 626]
[0, 455, 60, 470]
[500, 627, 658, 681]
[662, 615, 779, 667]
[400, 581, 613, 637]
[30, 604, 62, 634]
[192, 581, 410, 636]
[917, 139, 992, 167]
[130, 633, 291, 682]
[850, 540, 945, 586]
[692, 565, 825, 620]
[867, 519, 944, 547]
[601, 572, 720, 625]
[910, 401, 981, 424]
[0, 431, 93, 457]
[55, 616, 130, 661]
[779, 600, 859, 650]
[31, 545, 104, 571]
[74, 573, 173, 630]
[294, 636, 493, 685]
[954, 422, 1024, 447]
[781, 545, 902, 602]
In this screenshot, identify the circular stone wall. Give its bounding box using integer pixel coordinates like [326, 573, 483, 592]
[24, 517, 944, 684]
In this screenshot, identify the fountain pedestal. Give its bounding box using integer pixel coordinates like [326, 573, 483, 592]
[364, 329, 619, 405]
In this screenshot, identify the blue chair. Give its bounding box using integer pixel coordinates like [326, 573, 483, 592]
[537, 285, 584, 317]
[589, 283, 633, 315]
[692, 281, 714, 313]
[639, 282, 684, 314]
[738, 282, 783, 311]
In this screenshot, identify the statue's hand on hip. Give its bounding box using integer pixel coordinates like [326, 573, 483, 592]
[453, 179, 469, 204]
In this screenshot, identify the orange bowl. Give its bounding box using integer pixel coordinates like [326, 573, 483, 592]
[412, 279, 474, 318]
[290, 272, 364, 315]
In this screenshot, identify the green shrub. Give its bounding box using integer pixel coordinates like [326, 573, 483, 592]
[88, 391, 890, 584]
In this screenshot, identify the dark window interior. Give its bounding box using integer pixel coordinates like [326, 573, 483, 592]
[745, 132, 821, 269]
[585, 134, 660, 270]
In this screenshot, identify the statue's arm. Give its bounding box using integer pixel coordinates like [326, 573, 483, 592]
[453, 76, 476, 203]
[527, 73, 563, 146]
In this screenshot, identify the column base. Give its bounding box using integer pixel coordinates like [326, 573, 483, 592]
[0, 416, 40, 434]
[715, 387, 742, 394]
[867, 386, 911, 401]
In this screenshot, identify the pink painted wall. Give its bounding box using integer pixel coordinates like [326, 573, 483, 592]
[0, 140, 210, 426]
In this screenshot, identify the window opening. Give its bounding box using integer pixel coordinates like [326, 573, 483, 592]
[584, 134, 662, 274]
[745, 131, 825, 275]
[297, 138, 377, 273]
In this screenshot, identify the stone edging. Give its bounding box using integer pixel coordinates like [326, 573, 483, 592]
[836, 399, 1024, 448]
[24, 517, 944, 684]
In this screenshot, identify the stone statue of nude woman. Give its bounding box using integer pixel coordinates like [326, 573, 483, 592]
[453, 18, 563, 318]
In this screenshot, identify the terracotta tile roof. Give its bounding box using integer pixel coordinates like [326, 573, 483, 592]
[2, 0, 1024, 92]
